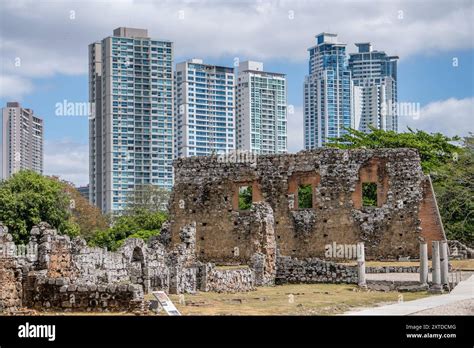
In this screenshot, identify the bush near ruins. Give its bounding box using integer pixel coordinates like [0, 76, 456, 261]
[52, 177, 109, 241]
[331, 128, 473, 246]
[88, 209, 167, 251]
[88, 184, 170, 250]
[0, 172, 168, 249]
[0, 170, 80, 244]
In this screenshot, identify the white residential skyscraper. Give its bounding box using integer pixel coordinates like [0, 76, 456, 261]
[174, 59, 235, 157]
[349, 43, 399, 132]
[236, 61, 287, 154]
[89, 27, 174, 213]
[1, 102, 43, 180]
[304, 33, 353, 149]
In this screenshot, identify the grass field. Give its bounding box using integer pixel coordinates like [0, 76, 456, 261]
[151, 283, 433, 316]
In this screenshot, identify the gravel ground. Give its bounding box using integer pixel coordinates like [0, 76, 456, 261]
[411, 299, 474, 315]
[366, 271, 473, 282]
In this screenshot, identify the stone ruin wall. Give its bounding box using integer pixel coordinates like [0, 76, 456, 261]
[169, 149, 446, 263]
[276, 256, 358, 284]
[0, 149, 449, 313]
[199, 265, 255, 293]
[0, 221, 255, 313]
[0, 258, 22, 313]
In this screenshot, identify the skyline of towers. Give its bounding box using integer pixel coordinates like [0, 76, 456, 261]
[0, 27, 401, 214]
[0, 102, 43, 179]
[236, 61, 288, 154]
[303, 33, 399, 150]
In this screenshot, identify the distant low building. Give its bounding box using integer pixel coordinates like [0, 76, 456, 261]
[77, 184, 90, 202]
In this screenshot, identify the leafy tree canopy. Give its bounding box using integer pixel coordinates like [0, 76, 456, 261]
[47, 177, 110, 241]
[88, 209, 167, 251]
[0, 170, 79, 244]
[329, 127, 461, 173]
[431, 135, 473, 246]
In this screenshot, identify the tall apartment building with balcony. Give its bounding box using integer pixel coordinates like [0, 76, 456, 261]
[236, 61, 287, 154]
[349, 43, 399, 133]
[1, 102, 43, 179]
[89, 27, 174, 213]
[174, 59, 235, 158]
[304, 33, 353, 148]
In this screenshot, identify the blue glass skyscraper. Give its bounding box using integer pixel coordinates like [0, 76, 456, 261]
[304, 33, 352, 148]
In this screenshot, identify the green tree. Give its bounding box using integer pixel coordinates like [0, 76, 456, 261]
[362, 182, 377, 207]
[329, 127, 460, 173]
[0, 170, 79, 244]
[432, 136, 473, 245]
[124, 184, 170, 214]
[298, 184, 313, 209]
[89, 209, 167, 251]
[238, 186, 252, 210]
[49, 178, 109, 241]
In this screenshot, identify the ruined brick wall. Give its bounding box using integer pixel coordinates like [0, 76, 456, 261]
[169, 149, 446, 261]
[419, 176, 447, 256]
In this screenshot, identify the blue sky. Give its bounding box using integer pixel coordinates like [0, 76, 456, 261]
[1, 0, 473, 185]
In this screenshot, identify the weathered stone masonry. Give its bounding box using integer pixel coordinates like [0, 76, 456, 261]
[169, 149, 446, 262]
[0, 149, 447, 313]
[0, 221, 254, 313]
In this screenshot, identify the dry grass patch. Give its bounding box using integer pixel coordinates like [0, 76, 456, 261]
[159, 283, 431, 316]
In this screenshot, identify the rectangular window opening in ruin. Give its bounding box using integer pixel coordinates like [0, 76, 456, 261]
[238, 185, 253, 210]
[298, 184, 313, 209]
[362, 182, 377, 207]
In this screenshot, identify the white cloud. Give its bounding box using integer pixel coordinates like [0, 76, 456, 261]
[0, 0, 472, 83]
[43, 139, 88, 186]
[0, 74, 34, 98]
[399, 97, 474, 137]
[1, 39, 86, 78]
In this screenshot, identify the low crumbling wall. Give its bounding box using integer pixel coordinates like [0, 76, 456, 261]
[0, 221, 202, 313]
[23, 274, 143, 312]
[275, 256, 358, 284]
[199, 264, 255, 293]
